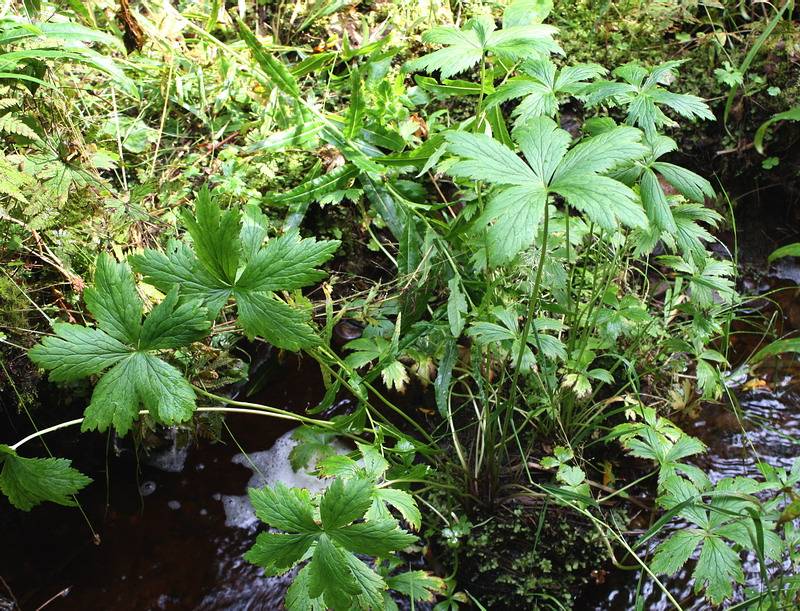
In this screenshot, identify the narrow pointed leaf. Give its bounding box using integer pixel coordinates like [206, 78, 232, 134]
[236, 18, 300, 98]
[640, 167, 677, 232]
[83, 253, 141, 344]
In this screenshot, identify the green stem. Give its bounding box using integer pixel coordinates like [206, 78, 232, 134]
[501, 205, 551, 444]
[309, 346, 435, 444]
[10, 406, 321, 452]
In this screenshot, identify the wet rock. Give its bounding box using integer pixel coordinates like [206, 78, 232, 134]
[139, 481, 157, 496]
[333, 319, 364, 346]
[145, 428, 188, 473]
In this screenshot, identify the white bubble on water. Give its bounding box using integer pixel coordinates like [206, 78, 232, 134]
[220, 429, 348, 529]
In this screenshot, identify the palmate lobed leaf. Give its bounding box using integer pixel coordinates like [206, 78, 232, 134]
[246, 478, 418, 611]
[370, 488, 422, 531]
[82, 352, 199, 435]
[180, 186, 242, 285]
[550, 174, 648, 230]
[612, 134, 715, 239]
[651, 528, 704, 575]
[29, 255, 211, 435]
[234, 290, 322, 351]
[583, 61, 715, 136]
[406, 14, 559, 79]
[444, 118, 648, 265]
[693, 535, 744, 605]
[486, 59, 606, 129]
[130, 241, 231, 314]
[0, 444, 92, 511]
[236, 232, 339, 292]
[138, 288, 210, 351]
[131, 189, 339, 350]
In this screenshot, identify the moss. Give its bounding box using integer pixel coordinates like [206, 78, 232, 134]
[455, 504, 609, 608]
[0, 275, 30, 332]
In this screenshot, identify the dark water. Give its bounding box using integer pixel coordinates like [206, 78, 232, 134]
[0, 353, 323, 610]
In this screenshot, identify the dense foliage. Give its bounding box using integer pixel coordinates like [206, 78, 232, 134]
[2, 0, 800, 609]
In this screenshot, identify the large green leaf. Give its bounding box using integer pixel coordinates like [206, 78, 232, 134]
[245, 477, 419, 610]
[0, 445, 92, 511]
[132, 189, 339, 350]
[584, 61, 714, 136]
[236, 232, 340, 292]
[444, 118, 648, 264]
[486, 59, 604, 129]
[406, 16, 559, 79]
[640, 167, 677, 232]
[29, 254, 210, 435]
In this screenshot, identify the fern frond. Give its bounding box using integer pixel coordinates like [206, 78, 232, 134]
[0, 153, 34, 203]
[0, 113, 39, 141]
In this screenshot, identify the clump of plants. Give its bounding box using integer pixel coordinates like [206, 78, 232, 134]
[5, 1, 800, 610]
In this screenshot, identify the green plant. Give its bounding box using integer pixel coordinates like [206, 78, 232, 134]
[7, 1, 798, 609]
[0, 443, 91, 510]
[29, 254, 211, 434]
[131, 187, 339, 350]
[611, 406, 800, 606]
[245, 444, 442, 610]
[405, 12, 560, 79]
[583, 60, 716, 137]
[754, 105, 800, 154]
